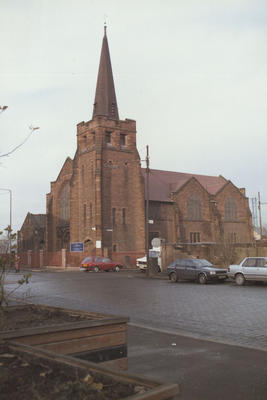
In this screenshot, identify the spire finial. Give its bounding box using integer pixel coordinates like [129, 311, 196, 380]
[104, 15, 107, 36]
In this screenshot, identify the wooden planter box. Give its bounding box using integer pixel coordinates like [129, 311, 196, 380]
[1, 341, 179, 399]
[0, 304, 129, 370]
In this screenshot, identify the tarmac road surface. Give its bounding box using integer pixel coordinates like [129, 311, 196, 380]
[7, 269, 267, 399]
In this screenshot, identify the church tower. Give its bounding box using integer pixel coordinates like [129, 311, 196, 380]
[69, 27, 145, 259]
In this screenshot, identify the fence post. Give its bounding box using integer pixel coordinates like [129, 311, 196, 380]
[62, 249, 67, 268]
[161, 245, 167, 272]
[27, 250, 32, 268]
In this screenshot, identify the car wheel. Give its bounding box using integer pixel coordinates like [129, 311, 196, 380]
[94, 266, 99, 272]
[235, 273, 245, 286]
[115, 266, 120, 272]
[198, 273, 207, 284]
[170, 272, 178, 283]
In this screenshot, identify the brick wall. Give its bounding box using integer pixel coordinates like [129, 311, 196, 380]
[46, 158, 73, 251]
[148, 202, 176, 245]
[69, 116, 145, 257]
[43, 251, 62, 266]
[173, 178, 214, 243]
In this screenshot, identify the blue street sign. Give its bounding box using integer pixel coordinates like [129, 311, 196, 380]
[70, 242, 84, 252]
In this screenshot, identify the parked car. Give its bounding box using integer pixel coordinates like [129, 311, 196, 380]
[167, 258, 228, 284]
[228, 257, 267, 286]
[80, 256, 123, 272]
[136, 255, 148, 272]
[136, 249, 161, 272]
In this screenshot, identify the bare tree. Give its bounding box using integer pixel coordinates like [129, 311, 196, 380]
[214, 234, 237, 268]
[0, 227, 31, 311]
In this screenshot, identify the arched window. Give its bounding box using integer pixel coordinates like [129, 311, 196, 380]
[224, 197, 237, 221]
[59, 183, 70, 222]
[187, 195, 202, 220]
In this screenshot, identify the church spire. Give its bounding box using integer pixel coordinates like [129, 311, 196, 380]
[93, 26, 119, 120]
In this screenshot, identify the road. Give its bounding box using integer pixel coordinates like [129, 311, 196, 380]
[7, 269, 267, 400]
[15, 269, 267, 351]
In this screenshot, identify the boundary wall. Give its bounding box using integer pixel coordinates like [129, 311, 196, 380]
[16, 250, 144, 269]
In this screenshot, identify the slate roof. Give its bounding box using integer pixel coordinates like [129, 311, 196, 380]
[141, 168, 227, 202]
[30, 214, 46, 228]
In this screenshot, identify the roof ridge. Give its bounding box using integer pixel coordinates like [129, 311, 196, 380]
[142, 167, 224, 180]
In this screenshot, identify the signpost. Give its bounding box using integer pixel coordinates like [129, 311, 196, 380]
[70, 242, 84, 252]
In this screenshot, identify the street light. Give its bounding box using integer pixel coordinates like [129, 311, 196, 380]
[0, 188, 12, 254]
[0, 125, 40, 158]
[258, 192, 267, 237]
[145, 145, 150, 277]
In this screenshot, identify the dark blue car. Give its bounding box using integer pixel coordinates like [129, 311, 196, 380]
[167, 258, 227, 284]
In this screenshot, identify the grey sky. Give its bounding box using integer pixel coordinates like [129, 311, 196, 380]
[1, 0, 267, 233]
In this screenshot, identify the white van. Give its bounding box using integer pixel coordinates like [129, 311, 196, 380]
[136, 248, 161, 272]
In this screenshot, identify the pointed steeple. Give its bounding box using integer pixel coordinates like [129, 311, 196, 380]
[93, 26, 119, 120]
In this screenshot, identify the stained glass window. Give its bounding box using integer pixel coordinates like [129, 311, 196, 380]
[59, 183, 70, 221]
[187, 195, 202, 220]
[224, 197, 237, 220]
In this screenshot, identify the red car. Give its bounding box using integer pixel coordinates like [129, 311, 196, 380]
[80, 256, 123, 272]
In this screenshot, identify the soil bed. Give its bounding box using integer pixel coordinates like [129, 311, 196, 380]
[0, 343, 142, 400]
[0, 304, 129, 371]
[0, 305, 105, 331]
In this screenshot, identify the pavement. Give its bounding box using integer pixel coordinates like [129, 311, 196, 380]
[6, 268, 267, 399]
[128, 324, 267, 400]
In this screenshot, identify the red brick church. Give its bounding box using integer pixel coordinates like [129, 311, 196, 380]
[19, 27, 253, 261]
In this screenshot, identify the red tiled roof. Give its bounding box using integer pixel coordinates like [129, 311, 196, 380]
[141, 169, 227, 202]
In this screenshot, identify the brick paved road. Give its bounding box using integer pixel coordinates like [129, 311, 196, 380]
[9, 270, 267, 350]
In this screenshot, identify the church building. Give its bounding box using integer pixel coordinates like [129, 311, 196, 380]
[46, 27, 146, 260]
[42, 27, 253, 263]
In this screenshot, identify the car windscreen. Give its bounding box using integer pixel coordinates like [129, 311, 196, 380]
[95, 257, 103, 262]
[192, 259, 213, 267]
[82, 257, 92, 263]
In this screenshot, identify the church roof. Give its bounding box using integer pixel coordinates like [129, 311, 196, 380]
[142, 168, 227, 202]
[93, 26, 119, 120]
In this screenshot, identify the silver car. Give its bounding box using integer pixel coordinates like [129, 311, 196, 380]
[228, 257, 267, 286]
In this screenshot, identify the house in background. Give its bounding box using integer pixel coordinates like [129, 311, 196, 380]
[18, 213, 46, 252]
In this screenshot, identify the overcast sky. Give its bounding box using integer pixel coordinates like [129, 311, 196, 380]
[1, 0, 267, 233]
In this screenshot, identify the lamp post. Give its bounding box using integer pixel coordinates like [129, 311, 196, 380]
[145, 145, 150, 277]
[0, 188, 12, 254]
[258, 192, 267, 237]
